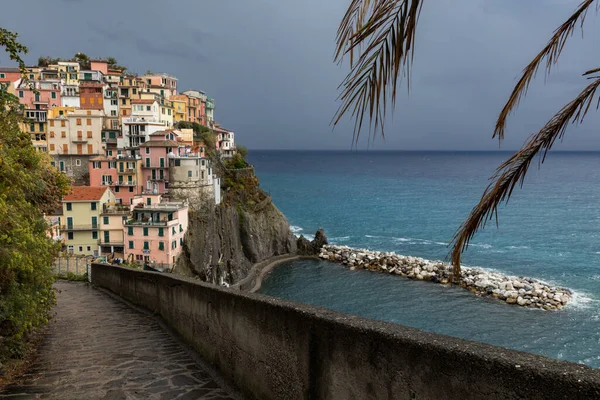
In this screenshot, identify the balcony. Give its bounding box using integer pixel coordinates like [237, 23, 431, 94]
[117, 168, 137, 175]
[99, 239, 124, 246]
[72, 137, 88, 143]
[102, 204, 131, 215]
[124, 219, 174, 227]
[112, 181, 137, 186]
[100, 181, 113, 186]
[61, 224, 99, 231]
[105, 138, 118, 144]
[149, 177, 166, 182]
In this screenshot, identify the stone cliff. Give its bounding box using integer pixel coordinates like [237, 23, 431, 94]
[174, 161, 297, 284]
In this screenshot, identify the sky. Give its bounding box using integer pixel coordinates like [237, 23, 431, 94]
[1, 0, 600, 150]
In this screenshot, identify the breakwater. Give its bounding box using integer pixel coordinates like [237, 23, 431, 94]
[319, 245, 572, 310]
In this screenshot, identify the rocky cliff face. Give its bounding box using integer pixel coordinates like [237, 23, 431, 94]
[175, 200, 297, 285]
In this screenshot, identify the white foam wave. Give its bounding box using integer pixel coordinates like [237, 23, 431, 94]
[330, 236, 350, 243]
[507, 246, 530, 250]
[567, 291, 598, 310]
[290, 225, 303, 234]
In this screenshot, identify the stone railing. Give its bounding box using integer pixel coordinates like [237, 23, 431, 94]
[91, 263, 600, 400]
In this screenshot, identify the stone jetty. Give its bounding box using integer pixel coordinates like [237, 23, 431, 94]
[319, 245, 572, 310]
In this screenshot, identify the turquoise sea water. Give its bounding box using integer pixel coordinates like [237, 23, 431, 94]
[248, 150, 600, 368]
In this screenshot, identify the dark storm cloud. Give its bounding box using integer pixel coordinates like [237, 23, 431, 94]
[1, 0, 599, 150]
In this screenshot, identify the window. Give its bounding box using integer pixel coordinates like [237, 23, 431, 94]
[179, 224, 183, 233]
[81, 97, 86, 104]
[172, 240, 177, 249]
[59, 121, 64, 128]
[145, 147, 150, 155]
[115, 186, 120, 192]
[180, 238, 183, 246]
[51, 92, 56, 99]
[29, 74, 34, 79]
[61, 131, 66, 138]
[76, 118, 82, 125]
[145, 158, 150, 168]
[29, 123, 35, 132]
[50, 144, 55, 151]
[50, 120, 54, 127]
[91, 202, 97, 211]
[67, 232, 74, 240]
[158, 228, 164, 237]
[129, 187, 134, 192]
[128, 241, 134, 249]
[146, 197, 151, 206]
[103, 216, 109, 225]
[79, 246, 83, 252]
[18, 90, 23, 98]
[90, 97, 95, 104]
[62, 144, 68, 153]
[75, 159, 81, 166]
[86, 118, 92, 126]
[111, 110, 117, 116]
[146, 106, 151, 111]
[87, 131, 93, 138]
[87, 144, 93, 154]
[92, 231, 98, 239]
[87, 246, 91, 252]
[128, 227, 133, 235]
[38, 122, 44, 131]
[172, 227, 176, 235]
[143, 227, 148, 236]
[188, 170, 192, 178]
[133, 88, 137, 95]
[143, 241, 149, 250]
[0, 73, 4, 78]
[158, 242, 164, 251]
[121, 99, 126, 105]
[66, 203, 72, 211]
[159, 158, 164, 168]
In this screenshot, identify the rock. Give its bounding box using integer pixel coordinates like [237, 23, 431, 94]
[506, 297, 517, 304]
[517, 297, 527, 306]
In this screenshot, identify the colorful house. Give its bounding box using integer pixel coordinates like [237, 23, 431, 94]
[140, 131, 182, 195]
[79, 81, 105, 110]
[89, 155, 143, 205]
[213, 126, 236, 158]
[124, 195, 188, 268]
[100, 201, 132, 257]
[62, 186, 116, 256]
[170, 95, 187, 123]
[141, 73, 178, 99]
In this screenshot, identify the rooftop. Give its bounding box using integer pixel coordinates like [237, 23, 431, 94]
[131, 99, 156, 104]
[63, 186, 110, 202]
[139, 140, 179, 148]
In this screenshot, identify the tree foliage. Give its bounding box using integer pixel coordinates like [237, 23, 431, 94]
[335, 0, 600, 281]
[175, 121, 216, 152]
[0, 28, 71, 361]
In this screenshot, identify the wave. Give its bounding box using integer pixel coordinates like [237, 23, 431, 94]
[290, 225, 304, 234]
[507, 246, 530, 250]
[329, 236, 350, 243]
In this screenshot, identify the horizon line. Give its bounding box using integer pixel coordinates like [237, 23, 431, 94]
[245, 149, 600, 152]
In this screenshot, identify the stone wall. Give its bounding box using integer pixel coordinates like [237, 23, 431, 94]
[91, 263, 600, 400]
[52, 154, 93, 185]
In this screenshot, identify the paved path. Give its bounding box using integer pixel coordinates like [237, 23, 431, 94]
[1, 281, 241, 400]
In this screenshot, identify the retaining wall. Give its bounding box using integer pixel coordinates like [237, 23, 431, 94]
[91, 263, 600, 400]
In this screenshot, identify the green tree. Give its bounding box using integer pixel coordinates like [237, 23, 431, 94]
[0, 28, 71, 361]
[335, 1, 598, 280]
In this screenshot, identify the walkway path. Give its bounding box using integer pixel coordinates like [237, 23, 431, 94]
[1, 281, 241, 400]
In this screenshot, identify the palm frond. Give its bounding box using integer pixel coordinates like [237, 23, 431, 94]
[494, 0, 596, 141]
[450, 72, 600, 281]
[333, 0, 423, 145]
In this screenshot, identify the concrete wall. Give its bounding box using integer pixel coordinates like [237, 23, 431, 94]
[91, 263, 600, 400]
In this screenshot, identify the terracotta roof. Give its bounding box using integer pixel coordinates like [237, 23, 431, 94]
[63, 186, 109, 202]
[0, 67, 20, 72]
[149, 129, 181, 137]
[139, 140, 179, 148]
[131, 99, 156, 104]
[213, 127, 233, 134]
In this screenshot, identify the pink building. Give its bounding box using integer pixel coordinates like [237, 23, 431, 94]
[0, 67, 21, 85]
[124, 195, 188, 268]
[140, 131, 184, 195]
[15, 79, 62, 109]
[89, 155, 144, 205]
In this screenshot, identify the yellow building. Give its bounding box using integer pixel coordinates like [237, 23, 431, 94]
[62, 186, 116, 256]
[52, 62, 80, 85]
[118, 75, 146, 122]
[172, 98, 187, 123]
[47, 107, 104, 156]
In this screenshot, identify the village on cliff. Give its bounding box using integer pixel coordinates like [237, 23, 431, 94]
[0, 57, 237, 270]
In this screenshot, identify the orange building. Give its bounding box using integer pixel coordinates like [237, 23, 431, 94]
[80, 82, 104, 110]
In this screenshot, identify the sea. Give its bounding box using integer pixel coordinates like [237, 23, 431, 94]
[247, 150, 600, 368]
